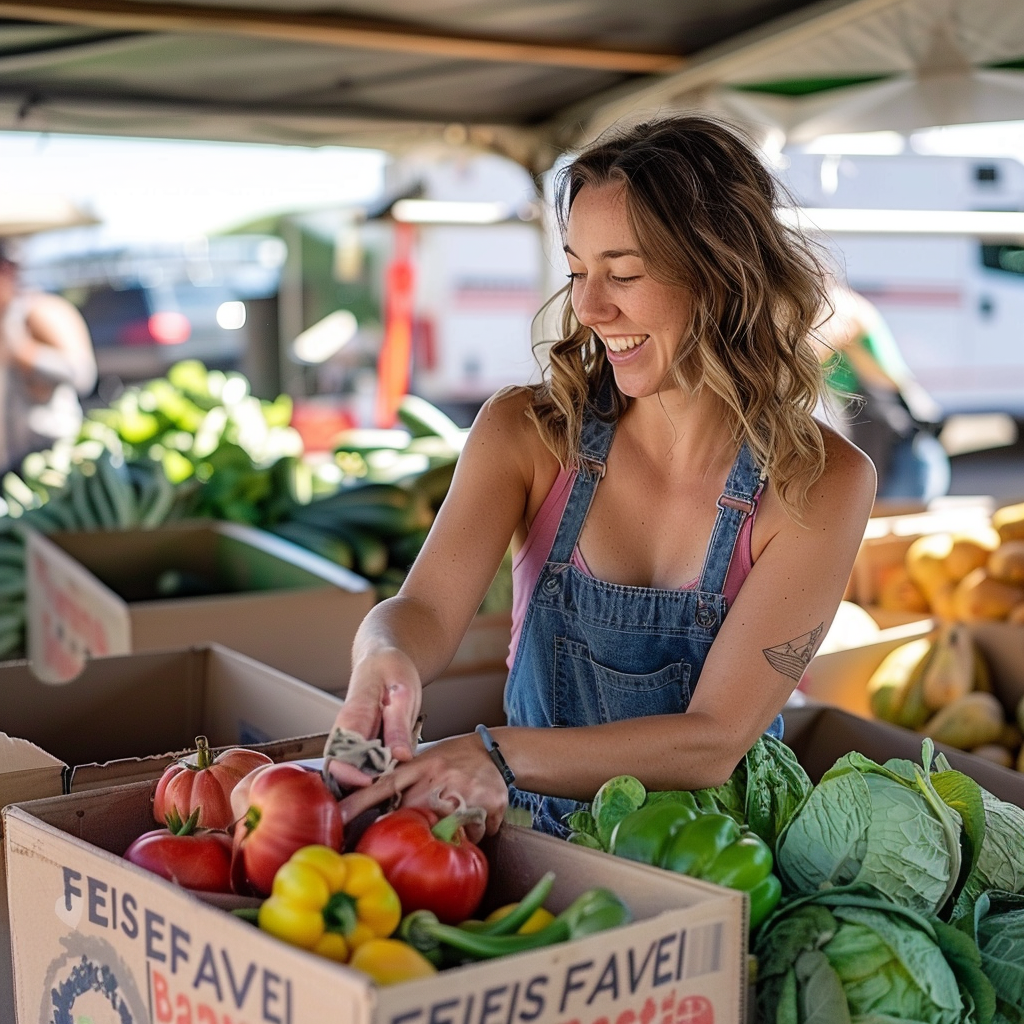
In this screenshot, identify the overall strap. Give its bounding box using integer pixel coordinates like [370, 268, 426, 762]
[696, 441, 763, 596]
[548, 377, 617, 565]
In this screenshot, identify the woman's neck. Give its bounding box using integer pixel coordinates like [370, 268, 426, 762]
[621, 386, 737, 474]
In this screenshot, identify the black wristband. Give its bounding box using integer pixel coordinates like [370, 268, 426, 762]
[475, 724, 516, 789]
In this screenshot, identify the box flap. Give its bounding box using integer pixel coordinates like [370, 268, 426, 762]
[25, 528, 132, 684]
[784, 702, 1024, 807]
[198, 644, 342, 742]
[0, 732, 64, 773]
[0, 734, 65, 819]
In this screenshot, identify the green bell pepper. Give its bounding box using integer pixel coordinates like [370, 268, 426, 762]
[657, 812, 780, 929]
[608, 796, 701, 865]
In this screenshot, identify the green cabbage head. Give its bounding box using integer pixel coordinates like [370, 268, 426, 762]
[755, 890, 993, 1024]
[776, 745, 975, 915]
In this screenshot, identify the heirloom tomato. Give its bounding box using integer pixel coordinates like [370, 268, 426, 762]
[231, 762, 343, 896]
[154, 735, 272, 831]
[124, 810, 233, 893]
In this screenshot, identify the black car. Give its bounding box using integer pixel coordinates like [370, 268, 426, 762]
[25, 236, 286, 396]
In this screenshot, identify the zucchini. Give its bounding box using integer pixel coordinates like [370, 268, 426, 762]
[332, 523, 389, 579]
[270, 521, 356, 569]
[397, 395, 467, 451]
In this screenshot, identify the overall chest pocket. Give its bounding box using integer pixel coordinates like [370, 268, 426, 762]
[553, 637, 692, 726]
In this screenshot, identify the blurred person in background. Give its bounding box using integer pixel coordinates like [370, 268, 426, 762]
[817, 282, 950, 503]
[0, 238, 97, 474]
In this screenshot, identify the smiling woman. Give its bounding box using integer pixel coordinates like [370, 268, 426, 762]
[326, 114, 877, 842]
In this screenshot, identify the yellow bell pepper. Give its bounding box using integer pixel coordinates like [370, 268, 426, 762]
[258, 846, 402, 963]
[349, 938, 438, 985]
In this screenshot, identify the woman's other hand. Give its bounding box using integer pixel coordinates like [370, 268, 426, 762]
[338, 733, 509, 842]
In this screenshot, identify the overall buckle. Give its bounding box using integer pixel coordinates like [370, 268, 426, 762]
[717, 494, 755, 514]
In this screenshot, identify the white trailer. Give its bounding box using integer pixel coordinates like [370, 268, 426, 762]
[778, 152, 1024, 419]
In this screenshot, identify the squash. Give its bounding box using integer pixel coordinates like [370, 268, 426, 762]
[951, 568, 1024, 621]
[920, 691, 1005, 751]
[993, 501, 1024, 544]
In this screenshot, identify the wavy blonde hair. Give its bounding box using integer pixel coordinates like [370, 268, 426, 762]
[525, 114, 832, 517]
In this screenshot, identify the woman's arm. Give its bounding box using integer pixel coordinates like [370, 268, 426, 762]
[328, 389, 541, 774]
[338, 427, 875, 832]
[12, 294, 97, 395]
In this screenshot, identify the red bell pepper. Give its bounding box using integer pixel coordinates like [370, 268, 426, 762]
[355, 806, 489, 924]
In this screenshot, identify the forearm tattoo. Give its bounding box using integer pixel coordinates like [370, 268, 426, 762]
[762, 623, 824, 681]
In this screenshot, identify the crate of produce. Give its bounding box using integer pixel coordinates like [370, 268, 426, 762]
[0, 643, 343, 1022]
[3, 779, 747, 1024]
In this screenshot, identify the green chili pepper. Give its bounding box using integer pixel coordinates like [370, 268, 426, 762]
[459, 871, 556, 935]
[399, 887, 631, 962]
[608, 796, 701, 865]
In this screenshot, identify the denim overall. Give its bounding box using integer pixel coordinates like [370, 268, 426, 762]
[504, 396, 783, 837]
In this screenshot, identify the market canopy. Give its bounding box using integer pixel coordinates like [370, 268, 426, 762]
[1, 0, 1023, 169]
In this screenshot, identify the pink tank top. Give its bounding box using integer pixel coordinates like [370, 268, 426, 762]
[508, 467, 758, 669]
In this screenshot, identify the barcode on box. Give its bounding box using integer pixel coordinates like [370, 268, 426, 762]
[682, 921, 723, 978]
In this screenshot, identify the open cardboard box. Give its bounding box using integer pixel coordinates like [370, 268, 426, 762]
[797, 620, 1024, 805]
[25, 519, 376, 693]
[3, 779, 747, 1024]
[783, 699, 1024, 808]
[0, 643, 344, 1023]
[843, 497, 997, 629]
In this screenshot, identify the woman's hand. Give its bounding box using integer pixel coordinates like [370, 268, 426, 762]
[338, 733, 509, 842]
[326, 648, 423, 792]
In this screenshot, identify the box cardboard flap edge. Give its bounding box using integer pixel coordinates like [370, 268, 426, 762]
[0, 734, 64, 813]
[1, 643, 341, 800]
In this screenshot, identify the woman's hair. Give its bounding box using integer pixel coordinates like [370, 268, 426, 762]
[525, 113, 833, 517]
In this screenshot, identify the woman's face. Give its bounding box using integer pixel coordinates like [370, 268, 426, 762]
[565, 183, 692, 399]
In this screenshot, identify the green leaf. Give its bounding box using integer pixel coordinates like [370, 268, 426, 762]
[794, 949, 851, 1024]
[931, 767, 986, 916]
[776, 771, 872, 895]
[933, 918, 997, 1024]
[590, 775, 645, 850]
[975, 891, 1024, 1015]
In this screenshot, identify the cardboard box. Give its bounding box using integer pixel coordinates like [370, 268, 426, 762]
[4, 780, 747, 1024]
[414, 612, 510, 741]
[797, 620, 1024, 805]
[0, 644, 343, 1023]
[25, 520, 376, 692]
[783, 700, 1024, 808]
[844, 499, 996, 622]
[446, 611, 512, 676]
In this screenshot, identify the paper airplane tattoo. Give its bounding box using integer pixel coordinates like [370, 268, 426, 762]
[763, 623, 824, 681]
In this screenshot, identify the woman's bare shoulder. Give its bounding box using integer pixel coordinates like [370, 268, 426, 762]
[471, 386, 553, 460]
[755, 420, 874, 554]
[817, 420, 876, 497]
[790, 420, 876, 536]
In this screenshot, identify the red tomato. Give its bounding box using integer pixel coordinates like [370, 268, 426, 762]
[153, 735, 272, 831]
[355, 807, 489, 924]
[124, 821, 233, 893]
[231, 762, 343, 896]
